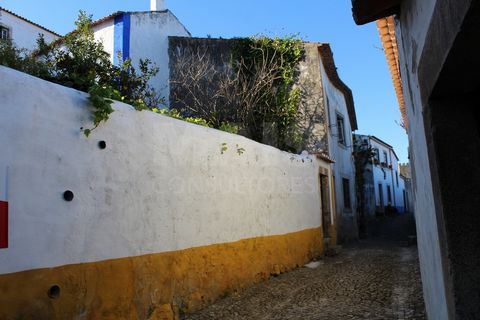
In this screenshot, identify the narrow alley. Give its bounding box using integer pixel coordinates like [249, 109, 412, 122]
[186, 215, 425, 320]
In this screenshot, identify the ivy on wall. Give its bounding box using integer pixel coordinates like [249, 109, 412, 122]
[169, 35, 305, 152]
[232, 35, 304, 151]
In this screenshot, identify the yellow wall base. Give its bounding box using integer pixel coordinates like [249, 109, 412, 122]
[0, 227, 329, 320]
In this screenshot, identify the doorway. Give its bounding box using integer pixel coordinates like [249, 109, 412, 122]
[319, 174, 331, 239]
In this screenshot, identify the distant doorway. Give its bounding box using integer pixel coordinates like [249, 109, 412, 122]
[320, 174, 331, 239]
[378, 183, 384, 208]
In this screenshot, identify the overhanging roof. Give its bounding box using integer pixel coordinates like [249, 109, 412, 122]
[351, 0, 402, 25]
[377, 16, 407, 129]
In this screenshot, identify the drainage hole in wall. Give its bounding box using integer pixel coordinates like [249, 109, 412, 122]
[98, 140, 107, 150]
[63, 190, 74, 202]
[47, 285, 60, 299]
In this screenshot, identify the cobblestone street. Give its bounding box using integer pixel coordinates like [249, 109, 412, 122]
[186, 216, 426, 320]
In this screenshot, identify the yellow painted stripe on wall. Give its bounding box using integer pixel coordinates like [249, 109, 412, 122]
[0, 227, 329, 320]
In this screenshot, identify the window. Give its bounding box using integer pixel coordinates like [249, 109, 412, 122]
[342, 178, 351, 210]
[374, 148, 380, 164]
[387, 185, 392, 204]
[396, 171, 399, 186]
[336, 115, 346, 146]
[0, 26, 10, 40]
[383, 150, 388, 165]
[378, 183, 384, 207]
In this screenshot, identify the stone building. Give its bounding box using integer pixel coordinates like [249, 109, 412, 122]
[352, 0, 480, 318]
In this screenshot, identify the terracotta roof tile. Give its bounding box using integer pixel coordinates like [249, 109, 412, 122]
[316, 152, 336, 164]
[376, 16, 408, 129]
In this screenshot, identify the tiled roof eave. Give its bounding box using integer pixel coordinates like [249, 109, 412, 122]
[318, 44, 358, 131]
[376, 16, 408, 129]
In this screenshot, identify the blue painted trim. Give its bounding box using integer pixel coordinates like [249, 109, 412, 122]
[122, 13, 131, 61]
[113, 13, 131, 65]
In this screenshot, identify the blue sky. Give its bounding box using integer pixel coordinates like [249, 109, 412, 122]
[1, 0, 409, 162]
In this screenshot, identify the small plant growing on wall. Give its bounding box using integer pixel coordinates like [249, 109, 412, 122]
[220, 143, 228, 154]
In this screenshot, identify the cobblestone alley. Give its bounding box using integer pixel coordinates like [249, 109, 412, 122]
[186, 216, 426, 320]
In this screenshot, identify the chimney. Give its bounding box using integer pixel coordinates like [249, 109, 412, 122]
[150, 0, 166, 11]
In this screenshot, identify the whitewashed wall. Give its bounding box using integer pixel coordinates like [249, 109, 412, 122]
[395, 170, 406, 211]
[129, 11, 190, 107]
[395, 0, 449, 318]
[320, 58, 358, 241]
[0, 66, 325, 275]
[93, 20, 115, 62]
[320, 61, 356, 226]
[368, 139, 404, 211]
[92, 11, 191, 107]
[0, 9, 59, 51]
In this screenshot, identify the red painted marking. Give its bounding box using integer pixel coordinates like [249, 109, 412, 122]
[0, 201, 8, 249]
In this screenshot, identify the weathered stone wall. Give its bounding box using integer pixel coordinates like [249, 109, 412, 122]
[296, 43, 329, 154]
[168, 37, 329, 154]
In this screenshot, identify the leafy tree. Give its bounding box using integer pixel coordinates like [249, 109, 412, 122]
[353, 136, 376, 238]
[0, 11, 162, 136]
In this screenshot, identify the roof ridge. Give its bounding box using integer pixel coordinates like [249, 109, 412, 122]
[0, 6, 61, 37]
[318, 44, 358, 131]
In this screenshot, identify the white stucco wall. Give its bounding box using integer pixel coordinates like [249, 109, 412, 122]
[0, 66, 327, 275]
[93, 11, 191, 108]
[368, 138, 404, 211]
[320, 59, 357, 234]
[0, 9, 59, 51]
[395, 0, 450, 318]
[92, 20, 115, 62]
[129, 11, 190, 107]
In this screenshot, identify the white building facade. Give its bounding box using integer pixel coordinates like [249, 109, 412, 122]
[355, 135, 406, 214]
[0, 7, 60, 51]
[92, 4, 191, 107]
[318, 45, 358, 242]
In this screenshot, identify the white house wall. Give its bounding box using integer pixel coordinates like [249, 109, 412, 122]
[0, 66, 331, 319]
[319, 58, 357, 240]
[368, 138, 405, 211]
[93, 11, 191, 108]
[395, 0, 449, 318]
[0, 9, 59, 51]
[92, 20, 115, 62]
[129, 11, 190, 107]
